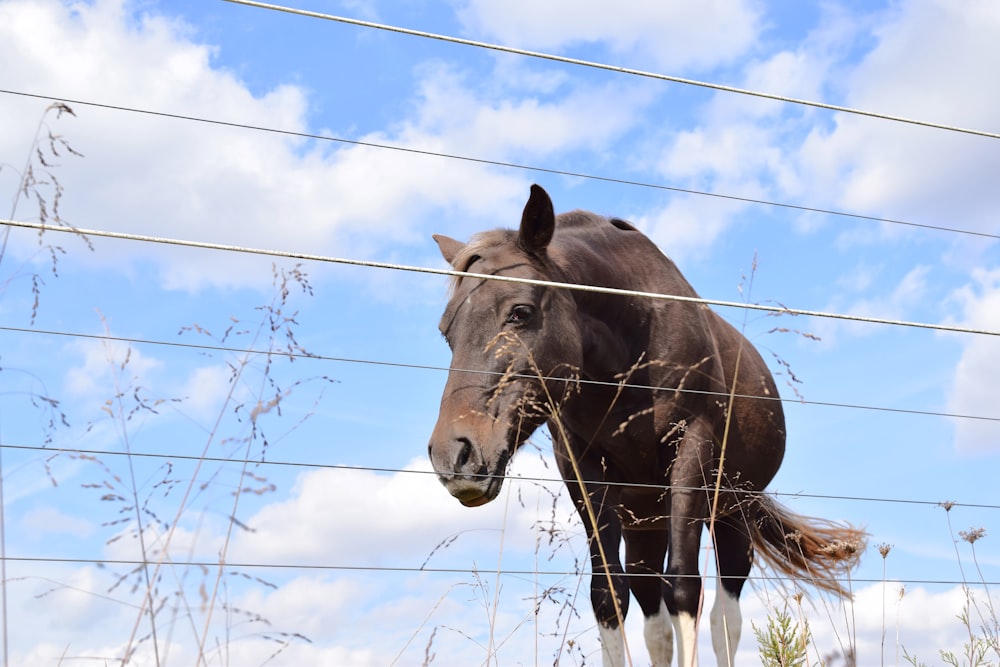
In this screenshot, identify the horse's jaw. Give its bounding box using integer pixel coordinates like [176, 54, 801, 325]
[457, 492, 493, 508]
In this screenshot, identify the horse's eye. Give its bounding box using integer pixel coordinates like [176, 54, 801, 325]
[506, 304, 535, 324]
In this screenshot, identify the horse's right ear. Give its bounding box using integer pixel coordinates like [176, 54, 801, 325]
[433, 234, 465, 266]
[518, 184, 555, 255]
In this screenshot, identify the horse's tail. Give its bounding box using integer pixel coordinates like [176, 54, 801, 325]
[747, 494, 867, 598]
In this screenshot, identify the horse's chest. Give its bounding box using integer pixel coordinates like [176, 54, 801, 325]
[559, 406, 670, 481]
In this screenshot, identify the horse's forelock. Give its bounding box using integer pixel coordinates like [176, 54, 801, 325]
[446, 230, 518, 294]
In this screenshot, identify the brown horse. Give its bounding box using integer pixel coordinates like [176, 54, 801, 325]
[427, 185, 864, 667]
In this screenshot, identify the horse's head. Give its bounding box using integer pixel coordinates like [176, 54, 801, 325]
[428, 185, 582, 507]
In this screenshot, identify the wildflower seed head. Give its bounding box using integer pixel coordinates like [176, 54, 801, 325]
[959, 527, 986, 544]
[820, 538, 862, 558]
[877, 543, 892, 559]
[939, 500, 956, 512]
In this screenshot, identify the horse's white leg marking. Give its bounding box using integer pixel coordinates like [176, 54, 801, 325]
[643, 599, 674, 667]
[671, 612, 698, 667]
[598, 622, 625, 667]
[710, 588, 741, 667]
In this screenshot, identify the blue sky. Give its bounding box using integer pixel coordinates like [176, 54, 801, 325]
[1, 0, 999, 665]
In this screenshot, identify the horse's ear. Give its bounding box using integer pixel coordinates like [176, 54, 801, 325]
[518, 184, 555, 255]
[433, 234, 465, 266]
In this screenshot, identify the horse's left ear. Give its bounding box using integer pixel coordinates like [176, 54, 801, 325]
[518, 184, 555, 255]
[433, 234, 465, 266]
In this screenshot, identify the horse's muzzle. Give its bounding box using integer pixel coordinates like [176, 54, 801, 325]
[428, 435, 507, 506]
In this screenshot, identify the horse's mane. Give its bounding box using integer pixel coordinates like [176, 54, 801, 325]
[446, 212, 639, 297]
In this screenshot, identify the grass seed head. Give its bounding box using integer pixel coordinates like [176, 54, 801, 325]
[959, 527, 986, 544]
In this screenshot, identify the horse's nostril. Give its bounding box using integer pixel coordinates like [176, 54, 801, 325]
[455, 437, 473, 469]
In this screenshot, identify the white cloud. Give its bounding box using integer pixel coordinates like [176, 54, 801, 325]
[6, 563, 135, 663]
[236, 575, 364, 639]
[18, 505, 95, 540]
[795, 0, 1000, 234]
[4, 449, 592, 666]
[174, 364, 235, 422]
[5, 1, 1000, 663]
[845, 0, 1000, 129]
[622, 12, 850, 258]
[811, 265, 931, 344]
[230, 451, 577, 566]
[635, 194, 751, 260]
[10, 553, 991, 666]
[0, 0, 655, 292]
[732, 581, 999, 665]
[102, 520, 224, 565]
[404, 62, 654, 162]
[660, 124, 785, 186]
[947, 268, 1000, 454]
[64, 335, 163, 397]
[5, 444, 992, 665]
[630, 0, 1000, 268]
[455, 0, 764, 72]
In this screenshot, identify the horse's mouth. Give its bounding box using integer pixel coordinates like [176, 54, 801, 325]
[444, 452, 509, 507]
[459, 493, 492, 507]
[447, 482, 498, 507]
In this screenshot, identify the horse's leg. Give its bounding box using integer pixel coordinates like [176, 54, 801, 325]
[624, 527, 673, 667]
[665, 498, 705, 667]
[708, 517, 752, 667]
[564, 477, 629, 667]
[665, 425, 713, 667]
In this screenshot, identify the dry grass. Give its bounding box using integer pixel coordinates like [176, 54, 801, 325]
[2, 109, 992, 666]
[37, 264, 327, 665]
[898, 505, 999, 667]
[1, 106, 335, 665]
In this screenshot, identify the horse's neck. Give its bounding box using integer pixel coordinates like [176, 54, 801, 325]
[553, 232, 696, 313]
[551, 231, 706, 382]
[554, 225, 693, 289]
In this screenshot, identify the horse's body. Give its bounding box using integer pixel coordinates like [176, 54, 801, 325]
[428, 185, 863, 667]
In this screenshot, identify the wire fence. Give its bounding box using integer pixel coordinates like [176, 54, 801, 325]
[6, 554, 1000, 589]
[1, 207, 996, 590]
[4, 442, 997, 511]
[3, 88, 999, 243]
[3, 217, 999, 339]
[1, 4, 998, 662]
[225, 0, 1000, 141]
[0, 135, 996, 580]
[2, 312, 999, 424]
